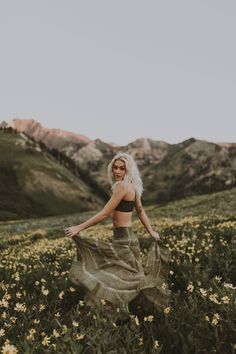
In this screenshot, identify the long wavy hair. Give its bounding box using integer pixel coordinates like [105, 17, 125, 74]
[107, 152, 143, 197]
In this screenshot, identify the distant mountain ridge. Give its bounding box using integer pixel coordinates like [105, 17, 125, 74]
[1, 118, 236, 220]
[8, 118, 91, 152]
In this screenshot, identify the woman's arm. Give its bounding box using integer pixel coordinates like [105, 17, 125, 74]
[64, 182, 127, 238]
[135, 194, 160, 240]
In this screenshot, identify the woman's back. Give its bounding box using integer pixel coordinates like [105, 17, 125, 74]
[112, 181, 136, 227]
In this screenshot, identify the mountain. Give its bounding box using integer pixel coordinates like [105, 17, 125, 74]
[0, 128, 104, 221]
[3, 118, 236, 211]
[9, 118, 91, 150]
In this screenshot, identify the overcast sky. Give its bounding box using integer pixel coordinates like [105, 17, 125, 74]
[0, 1, 235, 146]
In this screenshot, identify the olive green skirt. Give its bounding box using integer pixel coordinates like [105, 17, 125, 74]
[68, 226, 171, 313]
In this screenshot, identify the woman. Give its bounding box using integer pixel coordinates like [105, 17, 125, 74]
[65, 152, 171, 315]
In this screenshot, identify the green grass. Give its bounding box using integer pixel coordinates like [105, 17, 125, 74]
[148, 186, 236, 218]
[0, 189, 235, 353]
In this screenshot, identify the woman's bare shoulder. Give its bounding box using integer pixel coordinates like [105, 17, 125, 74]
[112, 181, 127, 193]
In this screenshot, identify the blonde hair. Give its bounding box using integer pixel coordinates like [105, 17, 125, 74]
[107, 152, 143, 197]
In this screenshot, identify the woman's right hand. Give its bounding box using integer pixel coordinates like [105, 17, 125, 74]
[64, 225, 81, 238]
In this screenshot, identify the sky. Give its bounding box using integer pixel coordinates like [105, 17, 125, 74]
[0, 1, 235, 146]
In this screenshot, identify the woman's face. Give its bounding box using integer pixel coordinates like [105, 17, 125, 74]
[112, 159, 126, 181]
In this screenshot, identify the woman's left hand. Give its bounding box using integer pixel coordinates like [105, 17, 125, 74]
[64, 225, 81, 238]
[150, 231, 161, 241]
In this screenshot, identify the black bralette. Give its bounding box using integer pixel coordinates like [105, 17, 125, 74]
[114, 199, 135, 212]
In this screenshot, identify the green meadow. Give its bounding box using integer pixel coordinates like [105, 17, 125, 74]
[0, 188, 236, 353]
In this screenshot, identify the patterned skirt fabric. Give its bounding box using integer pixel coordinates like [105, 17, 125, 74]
[68, 226, 171, 313]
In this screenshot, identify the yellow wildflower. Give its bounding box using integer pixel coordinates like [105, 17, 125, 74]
[42, 335, 51, 346]
[41, 288, 49, 296]
[187, 283, 194, 292]
[26, 328, 36, 341]
[1, 312, 7, 319]
[199, 288, 207, 298]
[0, 299, 9, 308]
[224, 283, 236, 290]
[33, 319, 40, 324]
[61, 325, 68, 334]
[212, 313, 220, 326]
[52, 329, 60, 338]
[209, 293, 221, 304]
[164, 307, 171, 315]
[161, 282, 167, 290]
[72, 321, 79, 328]
[138, 336, 144, 346]
[75, 333, 85, 340]
[39, 304, 46, 312]
[144, 315, 154, 322]
[58, 291, 64, 299]
[134, 316, 140, 326]
[1, 343, 18, 354]
[0, 329, 5, 337]
[221, 295, 230, 304]
[14, 303, 26, 312]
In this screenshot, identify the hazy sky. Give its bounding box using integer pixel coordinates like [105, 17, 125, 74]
[0, 1, 235, 146]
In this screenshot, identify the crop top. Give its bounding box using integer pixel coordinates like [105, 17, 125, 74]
[114, 199, 135, 212]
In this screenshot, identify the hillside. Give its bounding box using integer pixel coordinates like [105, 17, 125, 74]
[7, 119, 236, 204]
[147, 185, 236, 219]
[0, 129, 104, 220]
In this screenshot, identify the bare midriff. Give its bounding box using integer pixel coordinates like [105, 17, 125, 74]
[112, 210, 133, 228]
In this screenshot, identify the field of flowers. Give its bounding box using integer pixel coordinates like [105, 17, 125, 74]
[0, 190, 236, 353]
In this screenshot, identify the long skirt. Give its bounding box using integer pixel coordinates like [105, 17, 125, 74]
[68, 226, 171, 314]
